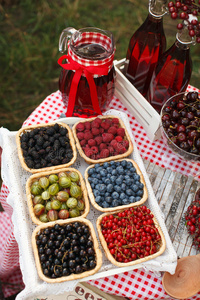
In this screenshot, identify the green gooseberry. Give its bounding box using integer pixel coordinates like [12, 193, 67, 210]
[33, 204, 45, 216]
[77, 199, 85, 211]
[57, 191, 69, 202]
[51, 199, 62, 210]
[58, 172, 68, 178]
[67, 197, 78, 209]
[45, 201, 52, 211]
[41, 190, 50, 200]
[49, 183, 60, 195]
[58, 209, 69, 219]
[69, 207, 80, 218]
[39, 213, 48, 223]
[69, 171, 80, 182]
[31, 182, 43, 196]
[38, 177, 49, 189]
[32, 195, 44, 206]
[70, 184, 82, 199]
[47, 209, 58, 221]
[59, 176, 71, 188]
[49, 174, 59, 184]
[60, 202, 68, 210]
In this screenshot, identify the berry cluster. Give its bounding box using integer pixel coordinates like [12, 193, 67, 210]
[30, 171, 85, 223]
[161, 91, 200, 156]
[100, 206, 162, 263]
[185, 187, 200, 249]
[75, 117, 130, 160]
[168, 0, 200, 42]
[87, 160, 144, 209]
[36, 222, 97, 279]
[20, 123, 74, 169]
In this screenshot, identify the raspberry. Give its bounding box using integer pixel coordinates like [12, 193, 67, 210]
[112, 118, 120, 125]
[117, 128, 125, 137]
[108, 126, 117, 135]
[76, 123, 85, 132]
[116, 143, 127, 154]
[99, 128, 104, 134]
[91, 146, 99, 154]
[99, 143, 107, 150]
[91, 127, 100, 136]
[101, 121, 110, 130]
[100, 149, 110, 158]
[102, 133, 114, 143]
[121, 140, 129, 149]
[108, 146, 114, 154]
[110, 140, 118, 147]
[76, 132, 85, 140]
[94, 117, 102, 124]
[84, 132, 93, 140]
[91, 120, 100, 128]
[88, 139, 96, 147]
[84, 121, 91, 130]
[90, 153, 97, 160]
[94, 136, 103, 145]
[115, 136, 123, 142]
[84, 148, 94, 157]
[80, 139, 87, 146]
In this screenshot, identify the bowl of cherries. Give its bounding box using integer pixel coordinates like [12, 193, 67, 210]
[161, 91, 200, 161]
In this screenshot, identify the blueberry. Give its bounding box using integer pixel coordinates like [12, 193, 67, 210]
[103, 162, 109, 168]
[122, 199, 130, 205]
[120, 192, 127, 200]
[133, 174, 140, 181]
[112, 191, 119, 199]
[94, 163, 101, 169]
[127, 162, 133, 169]
[105, 192, 110, 197]
[100, 169, 107, 177]
[110, 176, 116, 183]
[111, 169, 117, 176]
[98, 184, 106, 193]
[139, 182, 144, 189]
[116, 177, 123, 185]
[107, 184, 114, 193]
[129, 196, 136, 203]
[137, 190, 143, 197]
[95, 196, 102, 203]
[112, 199, 121, 207]
[93, 178, 99, 185]
[93, 189, 100, 197]
[106, 167, 113, 173]
[88, 168, 94, 175]
[121, 183, 127, 191]
[91, 183, 95, 189]
[135, 196, 141, 202]
[101, 201, 110, 208]
[116, 166, 124, 174]
[88, 177, 93, 183]
[114, 185, 121, 193]
[104, 178, 110, 185]
[126, 189, 133, 196]
[105, 196, 112, 203]
[130, 166, 136, 173]
[120, 160, 127, 167]
[132, 184, 139, 192]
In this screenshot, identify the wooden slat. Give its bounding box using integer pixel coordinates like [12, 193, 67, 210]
[143, 159, 200, 258]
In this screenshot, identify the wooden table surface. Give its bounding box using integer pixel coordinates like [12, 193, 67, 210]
[143, 159, 200, 258]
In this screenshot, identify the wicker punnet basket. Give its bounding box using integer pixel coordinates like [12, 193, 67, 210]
[72, 115, 133, 164]
[96, 208, 166, 267]
[26, 167, 90, 225]
[32, 218, 102, 283]
[16, 122, 77, 173]
[85, 158, 148, 212]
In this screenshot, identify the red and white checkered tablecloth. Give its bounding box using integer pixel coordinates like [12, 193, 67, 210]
[1, 86, 200, 299]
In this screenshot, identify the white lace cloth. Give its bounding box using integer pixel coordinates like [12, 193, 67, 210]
[0, 109, 177, 300]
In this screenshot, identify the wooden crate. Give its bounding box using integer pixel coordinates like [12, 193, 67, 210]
[114, 58, 161, 141]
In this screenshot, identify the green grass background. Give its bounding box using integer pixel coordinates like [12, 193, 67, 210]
[1, 0, 200, 131]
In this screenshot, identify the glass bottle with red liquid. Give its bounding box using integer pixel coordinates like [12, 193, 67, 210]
[58, 27, 115, 118]
[146, 18, 194, 113]
[125, 0, 168, 97]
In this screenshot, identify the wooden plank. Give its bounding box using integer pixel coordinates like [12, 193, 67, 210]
[143, 158, 200, 258]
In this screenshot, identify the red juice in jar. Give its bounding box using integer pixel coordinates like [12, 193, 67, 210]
[58, 28, 115, 118]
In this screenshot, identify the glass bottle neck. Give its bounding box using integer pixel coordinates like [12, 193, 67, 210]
[149, 0, 168, 18]
[175, 39, 191, 50]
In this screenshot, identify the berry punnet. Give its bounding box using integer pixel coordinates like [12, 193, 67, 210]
[96, 206, 165, 266]
[17, 122, 76, 172]
[72, 116, 133, 163]
[26, 169, 89, 224]
[32, 219, 102, 282]
[85, 159, 148, 211]
[161, 91, 200, 158]
[185, 187, 200, 249]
